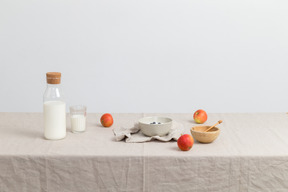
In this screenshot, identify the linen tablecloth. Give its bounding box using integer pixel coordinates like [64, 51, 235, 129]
[1, 112, 288, 192]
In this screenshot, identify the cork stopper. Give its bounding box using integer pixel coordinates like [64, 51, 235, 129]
[46, 72, 61, 84]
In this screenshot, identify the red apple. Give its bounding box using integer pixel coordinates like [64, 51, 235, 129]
[100, 113, 113, 127]
[193, 109, 207, 124]
[177, 134, 194, 151]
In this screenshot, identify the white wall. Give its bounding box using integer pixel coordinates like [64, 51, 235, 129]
[1, 0, 288, 113]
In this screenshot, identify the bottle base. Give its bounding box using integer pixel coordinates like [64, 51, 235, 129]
[44, 135, 66, 140]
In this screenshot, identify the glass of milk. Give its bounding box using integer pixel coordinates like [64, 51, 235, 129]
[70, 105, 87, 133]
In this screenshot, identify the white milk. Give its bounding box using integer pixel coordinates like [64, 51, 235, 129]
[71, 115, 86, 133]
[44, 101, 66, 140]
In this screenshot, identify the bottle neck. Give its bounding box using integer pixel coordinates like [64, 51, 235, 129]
[47, 83, 61, 88]
[44, 83, 65, 102]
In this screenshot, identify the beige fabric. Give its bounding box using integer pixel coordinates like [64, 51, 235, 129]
[0, 113, 288, 191]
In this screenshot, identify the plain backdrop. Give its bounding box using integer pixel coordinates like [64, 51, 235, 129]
[1, 0, 288, 113]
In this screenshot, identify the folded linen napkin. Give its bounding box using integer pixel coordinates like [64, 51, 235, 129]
[113, 122, 184, 143]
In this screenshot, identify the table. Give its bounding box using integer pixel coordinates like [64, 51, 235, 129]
[1, 112, 288, 192]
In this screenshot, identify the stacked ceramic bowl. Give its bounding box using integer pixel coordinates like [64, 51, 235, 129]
[138, 117, 172, 137]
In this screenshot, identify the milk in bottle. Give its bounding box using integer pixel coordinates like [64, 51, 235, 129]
[43, 72, 66, 140]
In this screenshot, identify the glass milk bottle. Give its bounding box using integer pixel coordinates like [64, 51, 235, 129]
[43, 72, 66, 140]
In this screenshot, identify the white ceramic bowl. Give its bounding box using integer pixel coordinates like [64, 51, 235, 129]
[138, 116, 173, 137]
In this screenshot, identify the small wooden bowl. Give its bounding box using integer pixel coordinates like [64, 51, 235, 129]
[190, 126, 220, 143]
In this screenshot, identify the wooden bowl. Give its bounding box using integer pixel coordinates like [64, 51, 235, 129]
[190, 125, 220, 143]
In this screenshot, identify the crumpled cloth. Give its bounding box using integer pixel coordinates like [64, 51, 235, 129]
[113, 121, 184, 142]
